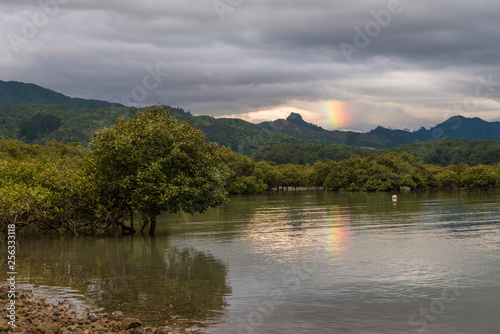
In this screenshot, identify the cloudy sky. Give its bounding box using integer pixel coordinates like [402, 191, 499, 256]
[2, 0, 500, 131]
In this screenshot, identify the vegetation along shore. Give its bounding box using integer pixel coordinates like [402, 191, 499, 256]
[0, 105, 499, 237]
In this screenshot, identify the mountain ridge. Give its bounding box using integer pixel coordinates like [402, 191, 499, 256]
[0, 80, 124, 109]
[1, 80, 499, 151]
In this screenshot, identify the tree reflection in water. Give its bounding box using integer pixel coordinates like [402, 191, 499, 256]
[11, 236, 231, 327]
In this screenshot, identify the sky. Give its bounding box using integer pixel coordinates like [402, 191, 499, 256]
[2, 0, 500, 131]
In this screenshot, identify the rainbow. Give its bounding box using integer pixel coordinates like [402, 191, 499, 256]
[319, 100, 352, 129]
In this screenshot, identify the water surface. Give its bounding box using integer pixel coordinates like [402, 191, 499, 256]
[2, 191, 499, 333]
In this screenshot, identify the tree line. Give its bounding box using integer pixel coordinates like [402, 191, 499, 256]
[227, 151, 500, 192]
[1, 106, 499, 237]
[251, 139, 500, 166]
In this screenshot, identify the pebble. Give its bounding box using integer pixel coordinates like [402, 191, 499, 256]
[0, 285, 209, 334]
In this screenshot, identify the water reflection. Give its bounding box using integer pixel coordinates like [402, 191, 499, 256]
[327, 207, 351, 261]
[238, 204, 327, 264]
[2, 191, 499, 333]
[7, 236, 231, 327]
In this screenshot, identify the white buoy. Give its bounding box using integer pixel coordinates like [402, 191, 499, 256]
[392, 194, 398, 202]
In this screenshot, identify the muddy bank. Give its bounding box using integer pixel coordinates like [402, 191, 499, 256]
[0, 285, 208, 334]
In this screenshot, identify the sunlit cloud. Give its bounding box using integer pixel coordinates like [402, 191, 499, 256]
[222, 105, 327, 126]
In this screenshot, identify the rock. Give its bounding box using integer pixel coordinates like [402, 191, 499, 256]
[12, 325, 23, 332]
[121, 317, 142, 330]
[87, 313, 99, 322]
[138, 327, 154, 334]
[24, 329, 39, 334]
[0, 319, 9, 331]
[37, 322, 60, 333]
[109, 320, 120, 331]
[0, 288, 183, 334]
[112, 310, 124, 316]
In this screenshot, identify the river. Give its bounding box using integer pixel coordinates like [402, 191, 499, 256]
[3, 191, 500, 333]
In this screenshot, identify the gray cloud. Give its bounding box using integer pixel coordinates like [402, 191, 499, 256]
[1, 0, 500, 130]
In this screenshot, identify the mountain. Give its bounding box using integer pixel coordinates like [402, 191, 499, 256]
[259, 116, 400, 148]
[259, 113, 500, 148]
[0, 81, 134, 145]
[175, 108, 500, 154]
[1, 80, 499, 152]
[286, 112, 324, 131]
[0, 80, 123, 109]
[171, 111, 301, 154]
[0, 104, 135, 146]
[412, 115, 500, 141]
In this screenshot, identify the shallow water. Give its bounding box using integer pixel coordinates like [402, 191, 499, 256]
[2, 191, 500, 333]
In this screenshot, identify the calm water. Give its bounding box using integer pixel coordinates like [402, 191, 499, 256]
[2, 191, 500, 333]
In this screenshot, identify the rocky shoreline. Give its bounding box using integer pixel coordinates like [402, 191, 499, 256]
[0, 285, 207, 334]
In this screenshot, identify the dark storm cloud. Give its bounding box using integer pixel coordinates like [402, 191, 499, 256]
[2, 0, 500, 130]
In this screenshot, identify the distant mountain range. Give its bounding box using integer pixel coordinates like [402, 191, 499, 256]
[173, 110, 500, 153]
[1, 80, 499, 152]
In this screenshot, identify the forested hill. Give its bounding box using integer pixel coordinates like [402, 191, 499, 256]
[1, 80, 499, 155]
[171, 110, 302, 154]
[175, 109, 500, 152]
[258, 113, 500, 147]
[0, 81, 137, 145]
[0, 104, 135, 146]
[371, 115, 500, 141]
[0, 80, 123, 109]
